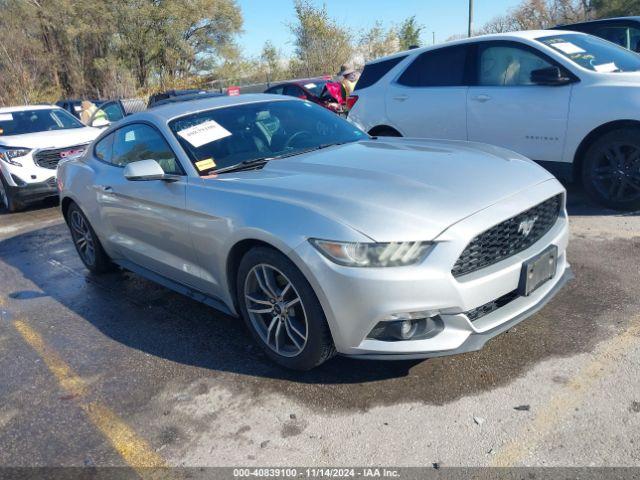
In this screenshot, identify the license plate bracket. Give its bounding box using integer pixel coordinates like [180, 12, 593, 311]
[519, 245, 558, 296]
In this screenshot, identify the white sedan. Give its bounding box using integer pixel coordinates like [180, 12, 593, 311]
[348, 30, 640, 210]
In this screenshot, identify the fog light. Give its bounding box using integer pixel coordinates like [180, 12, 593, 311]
[400, 320, 416, 339]
[367, 313, 443, 342]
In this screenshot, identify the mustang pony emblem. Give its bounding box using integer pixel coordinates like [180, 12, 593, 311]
[518, 216, 538, 237]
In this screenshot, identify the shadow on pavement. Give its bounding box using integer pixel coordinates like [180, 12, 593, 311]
[0, 201, 637, 411]
[563, 182, 639, 217]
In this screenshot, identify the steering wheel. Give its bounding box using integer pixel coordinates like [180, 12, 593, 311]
[284, 130, 313, 150]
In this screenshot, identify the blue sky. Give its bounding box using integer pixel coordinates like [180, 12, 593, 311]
[236, 0, 521, 57]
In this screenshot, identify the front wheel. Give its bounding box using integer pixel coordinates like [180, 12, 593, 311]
[582, 128, 640, 211]
[0, 173, 24, 213]
[66, 202, 115, 274]
[237, 247, 335, 370]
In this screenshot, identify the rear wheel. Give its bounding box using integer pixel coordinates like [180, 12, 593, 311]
[237, 247, 335, 370]
[582, 128, 640, 211]
[0, 174, 24, 213]
[66, 202, 115, 273]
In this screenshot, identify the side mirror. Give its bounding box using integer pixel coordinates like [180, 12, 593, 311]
[123, 159, 180, 182]
[530, 66, 572, 86]
[91, 118, 111, 128]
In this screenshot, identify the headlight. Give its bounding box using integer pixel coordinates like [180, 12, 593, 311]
[310, 239, 432, 267]
[0, 148, 30, 167]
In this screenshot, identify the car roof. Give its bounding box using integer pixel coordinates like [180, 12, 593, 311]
[148, 91, 225, 108]
[269, 77, 330, 88]
[364, 30, 584, 65]
[556, 16, 640, 27]
[0, 104, 61, 113]
[134, 94, 292, 122]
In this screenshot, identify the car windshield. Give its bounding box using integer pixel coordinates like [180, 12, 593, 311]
[301, 80, 328, 97]
[537, 33, 640, 72]
[169, 99, 367, 176]
[0, 108, 85, 136]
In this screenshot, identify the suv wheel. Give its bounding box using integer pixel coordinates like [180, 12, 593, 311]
[237, 247, 335, 370]
[582, 127, 640, 211]
[369, 126, 402, 137]
[66, 202, 115, 273]
[0, 174, 24, 213]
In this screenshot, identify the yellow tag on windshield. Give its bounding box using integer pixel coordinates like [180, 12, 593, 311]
[195, 158, 216, 171]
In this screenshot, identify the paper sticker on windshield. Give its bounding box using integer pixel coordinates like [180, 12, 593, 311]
[551, 42, 585, 54]
[177, 120, 232, 148]
[594, 62, 618, 73]
[0, 113, 13, 121]
[74, 105, 82, 112]
[304, 83, 317, 89]
[125, 130, 136, 142]
[195, 158, 216, 171]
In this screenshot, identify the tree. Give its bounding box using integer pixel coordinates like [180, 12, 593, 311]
[398, 16, 423, 50]
[592, 0, 640, 17]
[0, 0, 243, 104]
[112, 0, 243, 88]
[359, 22, 399, 62]
[288, 0, 353, 78]
[261, 40, 285, 82]
[478, 0, 591, 34]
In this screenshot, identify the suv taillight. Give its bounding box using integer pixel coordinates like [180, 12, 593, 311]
[346, 95, 359, 110]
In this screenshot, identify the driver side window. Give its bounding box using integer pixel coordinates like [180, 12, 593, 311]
[478, 44, 553, 86]
[111, 124, 183, 175]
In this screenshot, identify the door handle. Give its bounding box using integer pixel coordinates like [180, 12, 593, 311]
[393, 95, 409, 101]
[471, 94, 491, 103]
[96, 185, 113, 192]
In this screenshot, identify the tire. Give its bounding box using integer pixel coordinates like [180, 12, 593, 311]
[66, 202, 115, 274]
[236, 246, 336, 370]
[0, 173, 25, 213]
[582, 127, 640, 211]
[369, 126, 402, 138]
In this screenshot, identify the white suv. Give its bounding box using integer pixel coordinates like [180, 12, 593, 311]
[0, 105, 100, 212]
[348, 30, 640, 210]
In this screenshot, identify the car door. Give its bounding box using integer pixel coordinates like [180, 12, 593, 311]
[91, 122, 203, 288]
[385, 44, 470, 139]
[90, 101, 125, 128]
[466, 41, 574, 163]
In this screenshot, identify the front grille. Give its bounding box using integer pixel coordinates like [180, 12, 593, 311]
[452, 194, 562, 278]
[465, 290, 519, 321]
[33, 144, 87, 170]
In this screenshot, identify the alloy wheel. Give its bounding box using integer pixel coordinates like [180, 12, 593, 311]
[244, 264, 308, 357]
[590, 142, 640, 203]
[69, 210, 96, 267]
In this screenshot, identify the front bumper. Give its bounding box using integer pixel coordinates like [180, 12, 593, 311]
[344, 266, 573, 360]
[6, 177, 58, 204]
[292, 179, 571, 358]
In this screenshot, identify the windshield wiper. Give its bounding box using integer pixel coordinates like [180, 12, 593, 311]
[271, 141, 354, 160]
[210, 141, 355, 175]
[211, 158, 270, 175]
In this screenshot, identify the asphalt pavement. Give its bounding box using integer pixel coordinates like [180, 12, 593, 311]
[0, 188, 638, 469]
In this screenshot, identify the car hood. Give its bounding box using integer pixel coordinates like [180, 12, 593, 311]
[0, 127, 100, 149]
[591, 71, 640, 85]
[216, 138, 556, 242]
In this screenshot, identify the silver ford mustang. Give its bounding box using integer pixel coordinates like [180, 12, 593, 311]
[57, 94, 572, 370]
